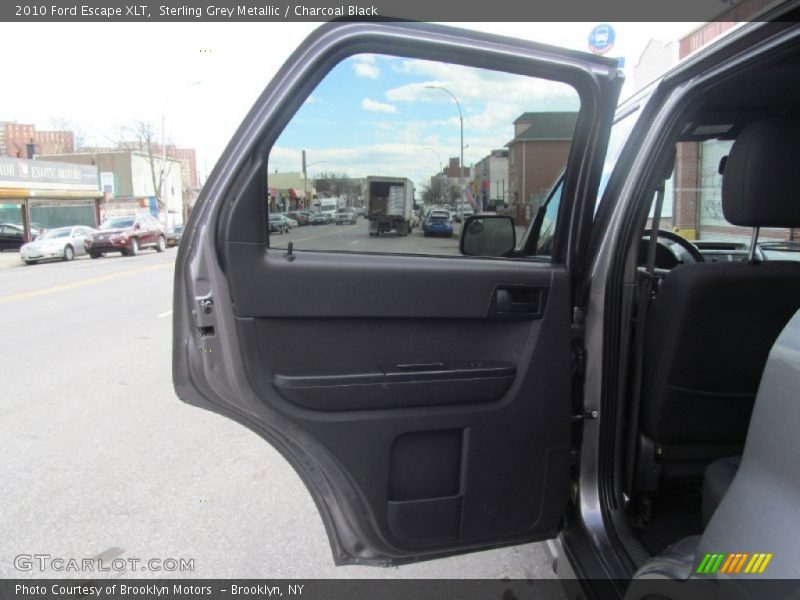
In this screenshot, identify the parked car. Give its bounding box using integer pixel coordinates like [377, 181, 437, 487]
[422, 209, 454, 237]
[335, 208, 357, 225]
[174, 18, 800, 594]
[310, 212, 331, 225]
[268, 213, 289, 234]
[166, 225, 184, 247]
[278, 213, 298, 228]
[287, 211, 310, 226]
[19, 225, 95, 264]
[0, 223, 39, 251]
[84, 214, 166, 258]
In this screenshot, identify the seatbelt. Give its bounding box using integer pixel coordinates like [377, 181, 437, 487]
[624, 178, 666, 497]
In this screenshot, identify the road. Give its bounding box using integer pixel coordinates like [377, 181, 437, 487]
[272, 217, 464, 254]
[0, 236, 558, 582]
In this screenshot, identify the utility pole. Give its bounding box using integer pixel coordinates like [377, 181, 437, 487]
[302, 150, 307, 210]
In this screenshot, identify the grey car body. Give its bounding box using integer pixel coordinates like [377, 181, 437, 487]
[173, 17, 800, 598]
[19, 226, 95, 264]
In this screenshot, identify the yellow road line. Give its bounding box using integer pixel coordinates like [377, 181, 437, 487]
[0, 262, 172, 304]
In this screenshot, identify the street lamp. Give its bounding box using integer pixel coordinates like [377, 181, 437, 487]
[425, 85, 464, 207]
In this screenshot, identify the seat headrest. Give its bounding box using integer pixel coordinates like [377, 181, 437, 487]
[722, 116, 800, 228]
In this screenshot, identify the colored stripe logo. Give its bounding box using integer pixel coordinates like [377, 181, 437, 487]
[696, 552, 773, 574]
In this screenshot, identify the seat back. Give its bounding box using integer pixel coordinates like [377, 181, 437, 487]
[636, 116, 800, 488]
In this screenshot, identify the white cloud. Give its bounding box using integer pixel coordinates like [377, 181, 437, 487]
[385, 59, 579, 136]
[353, 55, 380, 79]
[361, 98, 398, 114]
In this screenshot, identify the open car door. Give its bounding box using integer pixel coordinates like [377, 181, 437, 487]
[173, 22, 621, 565]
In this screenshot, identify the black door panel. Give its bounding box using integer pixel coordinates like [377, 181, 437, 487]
[227, 262, 572, 553]
[224, 242, 551, 319]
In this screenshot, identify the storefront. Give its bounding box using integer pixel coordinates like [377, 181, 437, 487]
[0, 156, 102, 240]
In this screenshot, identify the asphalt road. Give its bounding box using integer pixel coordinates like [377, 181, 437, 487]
[0, 237, 560, 582]
[272, 217, 463, 254]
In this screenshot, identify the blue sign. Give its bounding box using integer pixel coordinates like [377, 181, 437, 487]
[588, 24, 615, 55]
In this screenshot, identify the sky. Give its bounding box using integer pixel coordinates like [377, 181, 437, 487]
[0, 21, 700, 186]
[268, 54, 581, 187]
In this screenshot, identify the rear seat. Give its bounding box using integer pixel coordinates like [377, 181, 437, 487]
[630, 309, 800, 586]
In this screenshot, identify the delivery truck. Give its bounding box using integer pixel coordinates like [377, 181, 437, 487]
[366, 176, 414, 237]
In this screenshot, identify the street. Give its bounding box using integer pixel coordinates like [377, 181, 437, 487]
[0, 243, 557, 581]
[272, 217, 464, 254]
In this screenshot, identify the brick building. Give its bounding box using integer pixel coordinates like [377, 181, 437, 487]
[506, 111, 577, 224]
[0, 122, 74, 158]
[442, 156, 470, 181]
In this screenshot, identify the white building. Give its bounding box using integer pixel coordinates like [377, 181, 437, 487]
[39, 150, 184, 227]
[633, 39, 679, 93]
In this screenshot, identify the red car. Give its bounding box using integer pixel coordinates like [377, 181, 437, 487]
[84, 214, 166, 258]
[287, 211, 310, 226]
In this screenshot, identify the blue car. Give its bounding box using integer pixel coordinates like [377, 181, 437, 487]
[422, 209, 454, 238]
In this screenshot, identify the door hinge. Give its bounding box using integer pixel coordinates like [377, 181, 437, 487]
[194, 294, 216, 336]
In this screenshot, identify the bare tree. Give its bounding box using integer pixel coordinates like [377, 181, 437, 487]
[123, 120, 174, 215]
[49, 117, 87, 151]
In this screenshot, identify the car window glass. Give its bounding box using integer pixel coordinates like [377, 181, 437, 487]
[533, 181, 563, 257]
[598, 106, 642, 204]
[267, 53, 581, 259]
[497, 101, 641, 259]
[647, 139, 798, 261]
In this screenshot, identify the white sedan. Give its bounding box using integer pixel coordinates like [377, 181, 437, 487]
[277, 214, 298, 228]
[19, 225, 96, 265]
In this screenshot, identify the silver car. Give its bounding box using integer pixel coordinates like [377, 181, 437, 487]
[19, 225, 96, 265]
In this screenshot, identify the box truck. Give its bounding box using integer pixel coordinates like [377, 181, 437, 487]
[366, 176, 414, 237]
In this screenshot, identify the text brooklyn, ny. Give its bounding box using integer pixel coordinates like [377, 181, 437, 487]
[159, 4, 379, 17]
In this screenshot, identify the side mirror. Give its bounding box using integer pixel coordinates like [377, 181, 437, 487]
[460, 215, 516, 257]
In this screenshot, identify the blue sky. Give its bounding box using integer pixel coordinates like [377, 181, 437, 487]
[269, 54, 580, 189]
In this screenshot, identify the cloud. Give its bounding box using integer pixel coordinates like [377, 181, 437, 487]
[270, 142, 455, 190]
[353, 55, 379, 79]
[361, 98, 397, 114]
[385, 58, 579, 135]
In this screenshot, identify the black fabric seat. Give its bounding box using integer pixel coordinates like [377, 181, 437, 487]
[632, 308, 800, 584]
[635, 116, 800, 491]
[701, 456, 741, 526]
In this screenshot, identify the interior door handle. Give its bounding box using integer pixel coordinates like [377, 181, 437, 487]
[495, 288, 541, 315]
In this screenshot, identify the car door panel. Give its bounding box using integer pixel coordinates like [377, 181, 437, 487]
[174, 21, 621, 564]
[205, 246, 573, 555]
